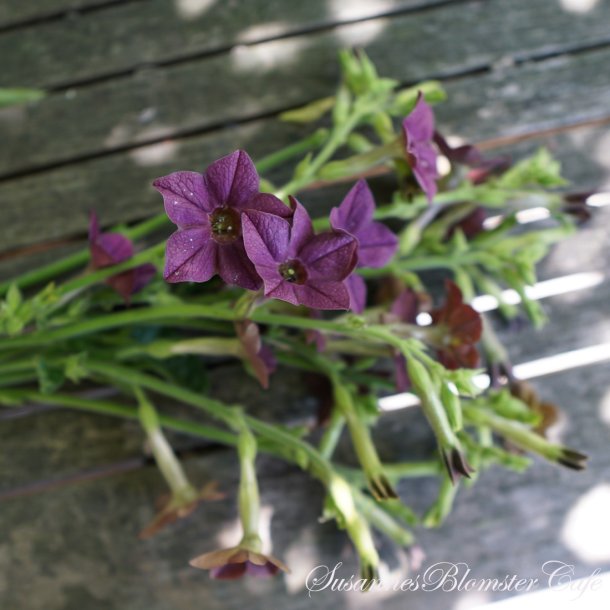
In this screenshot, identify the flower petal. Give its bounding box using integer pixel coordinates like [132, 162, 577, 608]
[189, 547, 242, 570]
[294, 280, 351, 310]
[390, 289, 419, 323]
[356, 221, 398, 268]
[403, 92, 435, 142]
[299, 230, 358, 281]
[242, 211, 291, 265]
[216, 242, 262, 290]
[245, 561, 280, 578]
[204, 150, 259, 210]
[153, 171, 210, 226]
[329, 179, 374, 235]
[210, 563, 247, 580]
[164, 228, 217, 283]
[346, 273, 367, 313]
[287, 197, 314, 256]
[132, 263, 157, 293]
[248, 192, 293, 217]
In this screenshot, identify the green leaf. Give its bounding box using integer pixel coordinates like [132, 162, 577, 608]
[64, 353, 88, 383]
[497, 148, 568, 189]
[35, 358, 65, 395]
[0, 88, 45, 108]
[6, 284, 22, 313]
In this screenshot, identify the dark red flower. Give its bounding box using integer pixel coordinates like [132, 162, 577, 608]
[431, 280, 482, 369]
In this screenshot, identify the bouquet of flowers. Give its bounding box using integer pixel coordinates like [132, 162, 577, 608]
[0, 51, 588, 588]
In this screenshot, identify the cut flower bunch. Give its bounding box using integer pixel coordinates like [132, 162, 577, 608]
[0, 51, 590, 589]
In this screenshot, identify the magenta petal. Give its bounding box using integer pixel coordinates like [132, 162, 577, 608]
[210, 562, 247, 580]
[246, 561, 280, 578]
[391, 289, 418, 323]
[294, 280, 351, 310]
[411, 142, 438, 202]
[242, 211, 291, 265]
[346, 273, 367, 313]
[266, 280, 299, 306]
[248, 193, 292, 217]
[287, 197, 314, 256]
[89, 211, 101, 242]
[299, 230, 358, 281]
[204, 150, 259, 210]
[330, 179, 374, 235]
[216, 242, 262, 290]
[153, 171, 210, 226]
[403, 92, 435, 142]
[356, 221, 398, 268]
[164, 228, 216, 283]
[106, 270, 136, 303]
[132, 263, 157, 293]
[96, 233, 134, 264]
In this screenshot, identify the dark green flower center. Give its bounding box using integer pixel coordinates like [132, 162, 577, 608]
[278, 260, 308, 285]
[210, 207, 241, 244]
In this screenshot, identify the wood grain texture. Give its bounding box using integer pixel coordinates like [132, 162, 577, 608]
[3, 0, 610, 180]
[2, 48, 610, 254]
[0, 0, 456, 76]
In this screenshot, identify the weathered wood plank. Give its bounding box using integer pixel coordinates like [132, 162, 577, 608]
[0, 1, 126, 28]
[2, 48, 610, 254]
[0, 0, 458, 82]
[3, 0, 610, 178]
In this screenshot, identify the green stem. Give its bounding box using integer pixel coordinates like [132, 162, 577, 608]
[256, 128, 328, 174]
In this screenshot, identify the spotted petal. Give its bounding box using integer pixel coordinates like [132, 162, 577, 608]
[153, 171, 210, 227]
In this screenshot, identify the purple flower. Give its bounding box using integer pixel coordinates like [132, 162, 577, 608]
[330, 179, 398, 312]
[153, 150, 289, 290]
[88, 212, 155, 303]
[190, 545, 290, 580]
[402, 93, 439, 202]
[242, 198, 358, 310]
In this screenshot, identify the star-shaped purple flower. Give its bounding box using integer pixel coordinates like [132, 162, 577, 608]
[242, 198, 358, 310]
[88, 212, 155, 303]
[402, 92, 439, 203]
[153, 150, 289, 290]
[330, 179, 398, 312]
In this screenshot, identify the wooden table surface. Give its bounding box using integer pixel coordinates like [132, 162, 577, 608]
[1, 1, 610, 608]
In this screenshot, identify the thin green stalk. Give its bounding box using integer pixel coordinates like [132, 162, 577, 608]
[256, 128, 328, 174]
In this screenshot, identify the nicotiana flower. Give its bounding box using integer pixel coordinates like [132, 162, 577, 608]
[330, 179, 398, 312]
[430, 280, 482, 370]
[242, 197, 358, 310]
[153, 150, 289, 290]
[190, 542, 290, 580]
[402, 92, 439, 202]
[88, 212, 155, 303]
